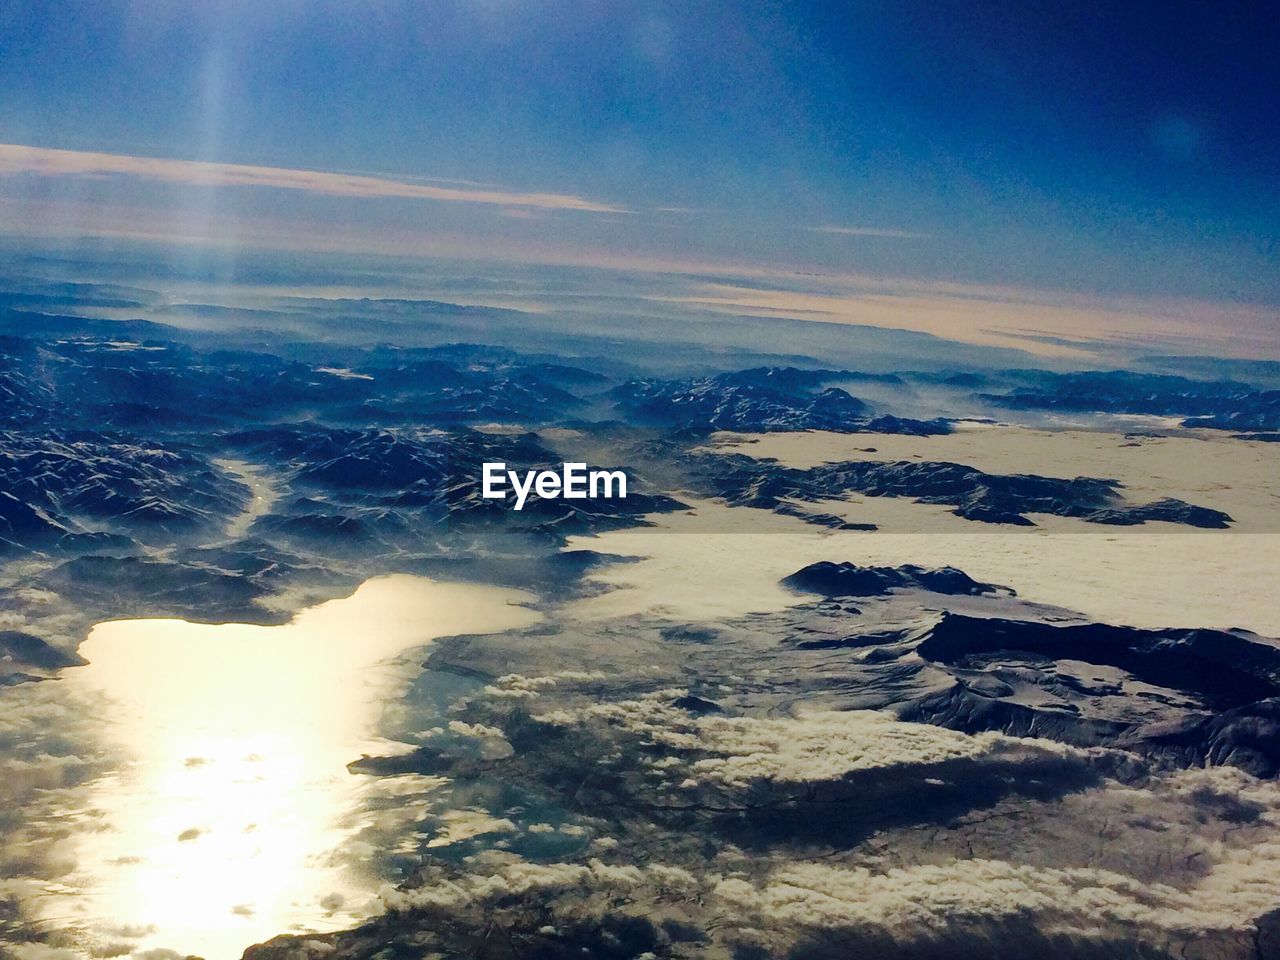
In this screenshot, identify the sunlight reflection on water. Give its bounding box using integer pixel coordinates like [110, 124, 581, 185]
[35, 575, 539, 960]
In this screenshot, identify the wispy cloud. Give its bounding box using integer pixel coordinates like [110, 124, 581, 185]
[651, 279, 1280, 360]
[806, 224, 930, 239]
[0, 143, 625, 213]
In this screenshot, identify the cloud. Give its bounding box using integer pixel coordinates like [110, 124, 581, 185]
[364, 762, 1280, 955]
[381, 856, 698, 914]
[0, 143, 625, 213]
[700, 764, 1280, 952]
[363, 669, 1280, 958]
[447, 719, 506, 740]
[2, 167, 1273, 362]
[5, 946, 85, 960]
[424, 809, 518, 848]
[713, 859, 1226, 942]
[681, 710, 1012, 787]
[806, 224, 931, 239]
[482, 671, 606, 699]
[533, 694, 1073, 788]
[657, 279, 1280, 360]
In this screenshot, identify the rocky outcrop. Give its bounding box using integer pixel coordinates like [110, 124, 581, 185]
[980, 369, 1280, 432]
[702, 454, 1233, 528]
[611, 366, 952, 435]
[783, 561, 1007, 597]
[917, 614, 1280, 711]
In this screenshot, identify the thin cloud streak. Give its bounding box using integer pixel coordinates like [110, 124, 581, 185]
[651, 281, 1280, 361]
[807, 224, 931, 239]
[0, 143, 626, 213]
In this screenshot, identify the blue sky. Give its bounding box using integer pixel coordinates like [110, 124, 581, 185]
[0, 0, 1276, 354]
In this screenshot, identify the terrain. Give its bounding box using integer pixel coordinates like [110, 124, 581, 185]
[0, 268, 1277, 960]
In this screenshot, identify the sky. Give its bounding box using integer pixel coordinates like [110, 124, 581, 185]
[0, 0, 1276, 356]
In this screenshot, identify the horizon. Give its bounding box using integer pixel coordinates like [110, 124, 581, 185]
[2, 1, 1277, 362]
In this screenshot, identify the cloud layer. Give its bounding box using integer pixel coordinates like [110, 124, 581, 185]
[0, 143, 624, 213]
